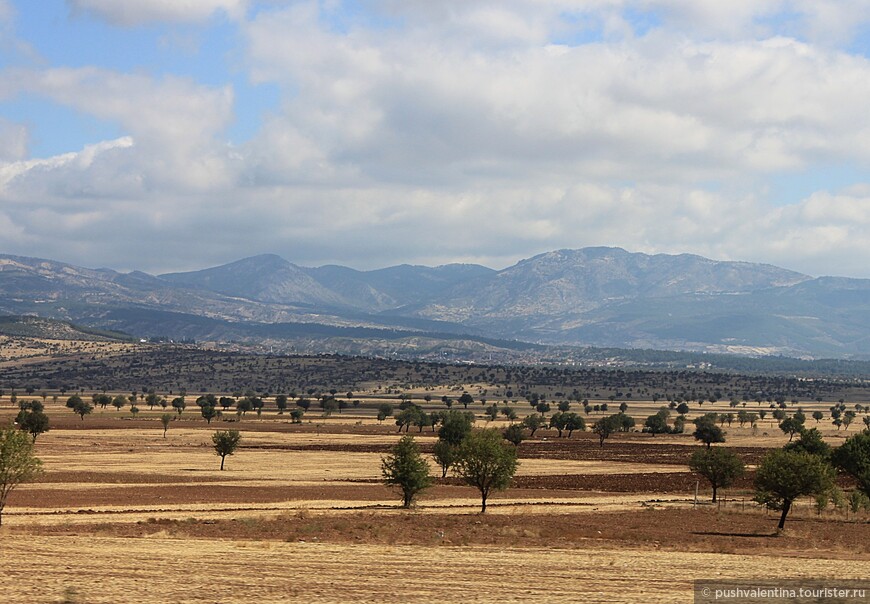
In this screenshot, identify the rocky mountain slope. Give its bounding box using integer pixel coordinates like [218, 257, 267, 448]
[1, 248, 867, 359]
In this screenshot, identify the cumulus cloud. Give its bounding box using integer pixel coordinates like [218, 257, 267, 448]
[0, 118, 27, 161]
[1, 67, 236, 192]
[240, 3, 870, 188]
[67, 0, 248, 25]
[1, 0, 870, 277]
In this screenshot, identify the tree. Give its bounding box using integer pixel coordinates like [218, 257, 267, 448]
[549, 412, 567, 437]
[201, 405, 218, 425]
[16, 410, 49, 442]
[832, 432, 870, 498]
[593, 414, 622, 447]
[275, 394, 288, 414]
[453, 429, 518, 513]
[171, 397, 186, 416]
[689, 447, 745, 503]
[112, 395, 127, 411]
[521, 414, 546, 437]
[438, 410, 474, 446]
[784, 428, 831, 459]
[564, 413, 585, 437]
[503, 424, 526, 446]
[644, 410, 670, 436]
[381, 435, 433, 508]
[377, 403, 394, 423]
[692, 414, 725, 448]
[812, 410, 824, 423]
[432, 440, 457, 478]
[212, 430, 242, 470]
[160, 413, 172, 438]
[321, 397, 339, 417]
[0, 425, 43, 526]
[754, 449, 835, 530]
[458, 393, 474, 409]
[236, 398, 253, 417]
[779, 417, 804, 441]
[72, 399, 93, 421]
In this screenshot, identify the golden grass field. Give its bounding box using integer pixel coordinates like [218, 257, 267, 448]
[1, 394, 869, 603]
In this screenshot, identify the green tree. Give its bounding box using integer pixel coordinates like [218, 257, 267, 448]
[779, 417, 804, 441]
[458, 393, 474, 409]
[381, 435, 433, 508]
[201, 405, 218, 425]
[521, 414, 546, 437]
[438, 410, 474, 446]
[784, 428, 831, 459]
[692, 414, 725, 448]
[644, 410, 670, 436]
[16, 410, 49, 442]
[432, 440, 457, 478]
[564, 413, 585, 437]
[832, 432, 870, 498]
[454, 429, 519, 513]
[160, 413, 172, 438]
[0, 425, 43, 526]
[377, 403, 394, 423]
[72, 399, 93, 421]
[503, 423, 526, 446]
[212, 430, 242, 471]
[593, 414, 622, 447]
[549, 412, 567, 437]
[689, 447, 745, 502]
[171, 397, 186, 416]
[754, 449, 835, 530]
[275, 394, 288, 414]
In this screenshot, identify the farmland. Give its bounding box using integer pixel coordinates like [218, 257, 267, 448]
[1, 344, 870, 602]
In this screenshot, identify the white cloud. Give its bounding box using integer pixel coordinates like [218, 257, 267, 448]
[240, 3, 870, 190]
[67, 0, 248, 25]
[2, 0, 870, 278]
[2, 67, 236, 191]
[0, 117, 27, 161]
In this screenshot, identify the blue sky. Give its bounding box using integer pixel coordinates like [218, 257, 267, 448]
[1, 0, 870, 277]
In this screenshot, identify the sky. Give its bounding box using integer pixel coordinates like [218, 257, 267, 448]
[1, 1, 870, 276]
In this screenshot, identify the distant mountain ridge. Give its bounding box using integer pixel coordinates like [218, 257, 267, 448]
[2, 247, 869, 359]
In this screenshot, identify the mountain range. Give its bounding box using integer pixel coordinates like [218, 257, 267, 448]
[2, 247, 869, 360]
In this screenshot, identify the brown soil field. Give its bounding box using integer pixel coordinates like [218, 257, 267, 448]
[1, 405, 869, 603]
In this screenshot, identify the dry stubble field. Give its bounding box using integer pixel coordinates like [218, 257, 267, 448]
[1, 400, 869, 603]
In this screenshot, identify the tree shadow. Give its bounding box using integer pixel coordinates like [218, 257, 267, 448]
[691, 530, 778, 538]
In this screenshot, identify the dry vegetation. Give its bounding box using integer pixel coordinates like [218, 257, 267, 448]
[1, 343, 869, 602]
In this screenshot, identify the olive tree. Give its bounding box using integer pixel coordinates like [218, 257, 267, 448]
[832, 432, 870, 498]
[72, 399, 93, 421]
[754, 449, 835, 530]
[381, 435, 433, 508]
[212, 430, 242, 470]
[432, 440, 457, 478]
[0, 425, 43, 526]
[503, 423, 526, 446]
[453, 429, 518, 513]
[160, 413, 172, 438]
[593, 414, 623, 447]
[692, 414, 725, 448]
[16, 409, 49, 442]
[689, 447, 745, 502]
